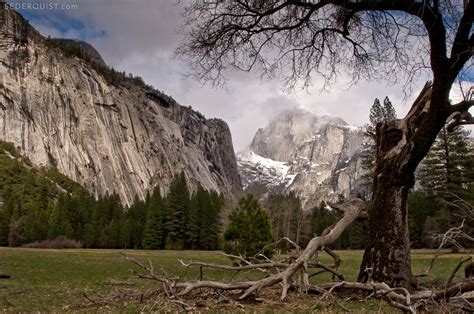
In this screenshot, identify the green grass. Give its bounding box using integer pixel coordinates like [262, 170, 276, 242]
[0, 248, 469, 312]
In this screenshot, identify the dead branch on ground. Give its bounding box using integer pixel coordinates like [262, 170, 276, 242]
[112, 198, 474, 312]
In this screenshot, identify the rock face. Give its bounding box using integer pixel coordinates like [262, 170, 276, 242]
[250, 108, 346, 162]
[238, 109, 367, 209]
[0, 5, 241, 205]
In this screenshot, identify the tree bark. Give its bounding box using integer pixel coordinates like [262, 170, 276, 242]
[359, 83, 452, 289]
[358, 170, 416, 288]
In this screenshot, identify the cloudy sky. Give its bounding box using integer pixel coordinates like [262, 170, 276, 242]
[9, 0, 472, 150]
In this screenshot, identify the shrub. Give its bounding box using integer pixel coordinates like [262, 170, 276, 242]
[21, 236, 83, 249]
[223, 194, 273, 259]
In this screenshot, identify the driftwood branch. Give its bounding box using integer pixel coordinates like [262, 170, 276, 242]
[177, 259, 288, 272]
[121, 199, 366, 300]
[117, 197, 474, 312]
[238, 198, 367, 300]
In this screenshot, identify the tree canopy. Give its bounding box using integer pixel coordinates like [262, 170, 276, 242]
[178, 0, 473, 92]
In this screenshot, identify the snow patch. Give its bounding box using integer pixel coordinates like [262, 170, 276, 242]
[238, 151, 290, 176]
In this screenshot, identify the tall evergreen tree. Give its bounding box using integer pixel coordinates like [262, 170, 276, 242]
[417, 126, 473, 236]
[199, 190, 223, 250]
[164, 172, 190, 249]
[419, 126, 473, 202]
[142, 187, 165, 249]
[185, 186, 204, 249]
[361, 97, 397, 196]
[127, 195, 148, 249]
[310, 202, 338, 238]
[407, 191, 442, 248]
[310, 202, 367, 249]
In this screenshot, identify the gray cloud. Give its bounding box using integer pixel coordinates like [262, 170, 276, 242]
[19, 0, 471, 151]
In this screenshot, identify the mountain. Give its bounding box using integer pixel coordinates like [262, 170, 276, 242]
[250, 108, 346, 162]
[238, 108, 367, 209]
[0, 5, 241, 205]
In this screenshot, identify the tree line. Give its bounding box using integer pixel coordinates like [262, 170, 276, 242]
[0, 91, 471, 251]
[0, 142, 223, 249]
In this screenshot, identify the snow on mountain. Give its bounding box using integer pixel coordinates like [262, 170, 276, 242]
[236, 150, 292, 194]
[237, 109, 368, 209]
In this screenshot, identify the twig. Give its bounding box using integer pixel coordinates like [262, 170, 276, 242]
[416, 221, 472, 278]
[169, 300, 195, 311]
[307, 262, 344, 281]
[445, 256, 472, 287]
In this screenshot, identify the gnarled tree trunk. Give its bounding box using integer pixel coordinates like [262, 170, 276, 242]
[359, 163, 416, 287]
[359, 83, 453, 289]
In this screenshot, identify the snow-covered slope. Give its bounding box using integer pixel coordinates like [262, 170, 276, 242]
[237, 151, 294, 196]
[238, 109, 368, 209]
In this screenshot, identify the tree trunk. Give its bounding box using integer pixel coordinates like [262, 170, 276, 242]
[358, 164, 416, 288]
[359, 82, 451, 289]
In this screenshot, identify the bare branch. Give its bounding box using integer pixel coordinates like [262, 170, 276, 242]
[177, 259, 288, 271]
[446, 257, 473, 287]
[447, 99, 474, 131]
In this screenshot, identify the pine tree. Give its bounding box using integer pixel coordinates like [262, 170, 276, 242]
[223, 194, 273, 259]
[185, 186, 202, 249]
[164, 172, 190, 249]
[419, 126, 473, 202]
[418, 126, 473, 234]
[142, 187, 165, 250]
[82, 222, 98, 248]
[361, 97, 397, 196]
[95, 194, 124, 248]
[0, 208, 9, 246]
[310, 202, 338, 238]
[310, 202, 367, 249]
[197, 189, 223, 250]
[127, 195, 148, 249]
[207, 191, 224, 249]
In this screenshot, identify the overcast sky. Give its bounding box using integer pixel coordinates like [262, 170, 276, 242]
[10, 0, 472, 151]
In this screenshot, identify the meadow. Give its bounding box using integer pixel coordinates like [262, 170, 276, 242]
[0, 248, 468, 312]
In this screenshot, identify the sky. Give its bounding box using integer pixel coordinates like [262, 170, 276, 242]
[7, 0, 473, 151]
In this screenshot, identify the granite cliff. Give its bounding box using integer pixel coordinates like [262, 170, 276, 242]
[0, 4, 241, 205]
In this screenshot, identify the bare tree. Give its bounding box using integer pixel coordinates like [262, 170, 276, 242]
[177, 0, 474, 288]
